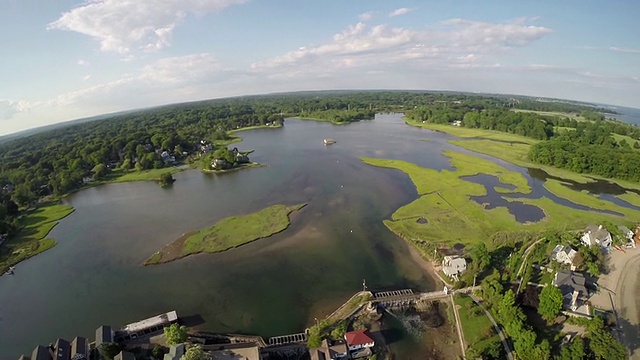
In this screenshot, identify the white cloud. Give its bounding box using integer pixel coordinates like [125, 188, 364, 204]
[251, 19, 552, 78]
[48, 0, 247, 54]
[609, 46, 640, 54]
[77, 59, 90, 66]
[389, 7, 415, 17]
[0, 99, 29, 120]
[83, 75, 92, 81]
[47, 53, 235, 108]
[359, 11, 374, 21]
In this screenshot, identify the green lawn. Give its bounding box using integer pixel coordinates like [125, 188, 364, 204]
[228, 124, 282, 134]
[107, 167, 183, 183]
[455, 294, 501, 356]
[616, 191, 640, 206]
[147, 203, 306, 264]
[0, 202, 74, 273]
[611, 133, 640, 150]
[511, 109, 585, 121]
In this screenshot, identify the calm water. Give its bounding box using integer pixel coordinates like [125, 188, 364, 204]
[0, 114, 637, 359]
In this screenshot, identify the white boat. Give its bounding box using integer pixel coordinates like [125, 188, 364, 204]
[323, 138, 336, 145]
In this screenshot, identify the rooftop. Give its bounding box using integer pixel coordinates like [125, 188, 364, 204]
[121, 311, 178, 333]
[554, 270, 588, 296]
[345, 329, 374, 346]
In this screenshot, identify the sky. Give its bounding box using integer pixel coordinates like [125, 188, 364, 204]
[0, 0, 639, 136]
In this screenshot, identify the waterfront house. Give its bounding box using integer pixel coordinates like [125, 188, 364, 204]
[70, 337, 88, 360]
[581, 224, 612, 249]
[309, 339, 348, 360]
[207, 342, 260, 360]
[551, 245, 577, 266]
[619, 225, 634, 241]
[553, 270, 589, 312]
[31, 345, 52, 360]
[95, 325, 113, 348]
[163, 344, 185, 360]
[442, 256, 467, 278]
[114, 351, 135, 360]
[344, 329, 375, 351]
[53, 339, 70, 360]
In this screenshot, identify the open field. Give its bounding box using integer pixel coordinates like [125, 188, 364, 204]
[108, 167, 183, 183]
[612, 133, 640, 150]
[406, 120, 539, 145]
[454, 294, 502, 356]
[411, 120, 640, 190]
[511, 109, 585, 121]
[145, 203, 306, 264]
[362, 151, 637, 249]
[228, 124, 282, 134]
[0, 202, 74, 273]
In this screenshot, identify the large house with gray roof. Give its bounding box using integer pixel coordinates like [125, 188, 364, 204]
[553, 270, 589, 312]
[581, 224, 612, 249]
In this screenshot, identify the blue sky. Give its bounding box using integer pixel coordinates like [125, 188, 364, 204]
[0, 0, 638, 135]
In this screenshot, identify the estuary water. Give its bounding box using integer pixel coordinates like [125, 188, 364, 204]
[0, 114, 637, 359]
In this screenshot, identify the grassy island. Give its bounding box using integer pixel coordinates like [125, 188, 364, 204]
[145, 203, 306, 265]
[0, 202, 74, 274]
[362, 151, 639, 251]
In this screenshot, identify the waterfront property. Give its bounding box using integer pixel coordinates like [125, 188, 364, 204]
[309, 339, 348, 360]
[163, 345, 185, 360]
[442, 256, 467, 279]
[17, 312, 179, 360]
[553, 270, 590, 314]
[551, 244, 577, 267]
[206, 342, 261, 360]
[344, 329, 375, 351]
[581, 224, 613, 249]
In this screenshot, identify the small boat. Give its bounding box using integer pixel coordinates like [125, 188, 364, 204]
[323, 138, 336, 145]
[5, 266, 15, 275]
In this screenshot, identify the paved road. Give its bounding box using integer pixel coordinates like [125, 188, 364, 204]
[615, 251, 640, 359]
[469, 294, 515, 360]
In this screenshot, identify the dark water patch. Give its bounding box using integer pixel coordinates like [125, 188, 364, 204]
[463, 174, 545, 223]
[527, 168, 640, 196]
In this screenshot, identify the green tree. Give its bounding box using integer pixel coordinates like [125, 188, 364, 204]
[159, 172, 175, 187]
[587, 316, 627, 360]
[181, 344, 210, 360]
[152, 345, 166, 360]
[471, 242, 491, 273]
[164, 323, 188, 345]
[307, 326, 322, 348]
[92, 164, 108, 180]
[98, 343, 121, 360]
[538, 285, 564, 321]
[634, 141, 640, 149]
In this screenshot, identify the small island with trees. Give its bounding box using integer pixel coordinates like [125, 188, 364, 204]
[144, 203, 306, 265]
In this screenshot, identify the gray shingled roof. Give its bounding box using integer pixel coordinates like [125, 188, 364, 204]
[585, 224, 610, 242]
[554, 270, 588, 296]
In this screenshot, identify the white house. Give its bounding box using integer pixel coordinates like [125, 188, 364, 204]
[442, 256, 467, 277]
[551, 245, 577, 266]
[581, 224, 612, 249]
[344, 329, 374, 351]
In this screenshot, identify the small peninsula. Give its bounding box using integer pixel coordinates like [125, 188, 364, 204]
[145, 203, 306, 265]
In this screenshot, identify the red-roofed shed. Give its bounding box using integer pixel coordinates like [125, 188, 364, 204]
[344, 329, 375, 351]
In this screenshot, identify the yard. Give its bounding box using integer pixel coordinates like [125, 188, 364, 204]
[0, 202, 74, 273]
[454, 294, 502, 357]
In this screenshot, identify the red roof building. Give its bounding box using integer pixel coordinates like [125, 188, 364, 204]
[344, 329, 375, 351]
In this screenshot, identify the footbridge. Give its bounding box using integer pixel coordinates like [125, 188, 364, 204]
[267, 332, 308, 346]
[371, 286, 481, 307]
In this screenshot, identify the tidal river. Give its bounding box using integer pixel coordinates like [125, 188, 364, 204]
[0, 114, 633, 359]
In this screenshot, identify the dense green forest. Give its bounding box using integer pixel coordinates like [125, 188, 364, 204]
[0, 90, 638, 235]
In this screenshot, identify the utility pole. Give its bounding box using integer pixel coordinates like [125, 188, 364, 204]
[473, 274, 477, 288]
